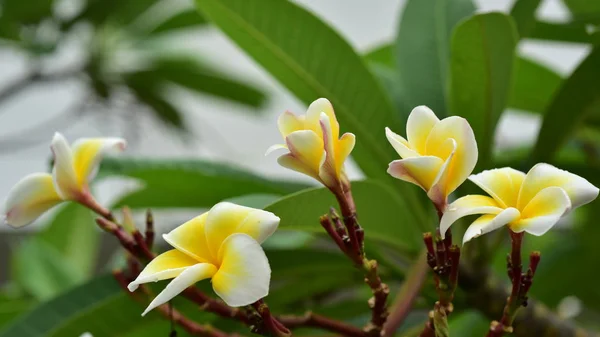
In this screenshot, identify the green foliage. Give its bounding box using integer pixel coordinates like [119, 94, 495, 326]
[509, 57, 562, 114]
[533, 46, 600, 162]
[449, 12, 518, 169]
[100, 158, 309, 209]
[265, 180, 423, 254]
[4, 0, 600, 336]
[395, 0, 475, 116]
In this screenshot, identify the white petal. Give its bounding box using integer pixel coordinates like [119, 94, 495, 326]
[212, 234, 271, 307]
[128, 249, 199, 292]
[387, 156, 444, 192]
[511, 186, 571, 236]
[463, 207, 521, 244]
[469, 168, 525, 208]
[4, 173, 62, 228]
[204, 202, 279, 258]
[265, 144, 287, 156]
[406, 106, 439, 154]
[163, 213, 214, 263]
[427, 138, 457, 206]
[71, 137, 126, 186]
[385, 127, 419, 158]
[440, 195, 503, 238]
[306, 98, 338, 139]
[51, 133, 78, 199]
[425, 116, 478, 195]
[518, 163, 599, 210]
[141, 263, 217, 316]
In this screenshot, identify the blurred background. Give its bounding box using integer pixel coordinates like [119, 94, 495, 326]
[1, 0, 599, 336]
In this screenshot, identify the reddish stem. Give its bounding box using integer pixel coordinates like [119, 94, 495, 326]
[279, 312, 367, 337]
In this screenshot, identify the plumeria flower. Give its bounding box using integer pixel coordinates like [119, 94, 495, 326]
[3, 133, 126, 228]
[440, 164, 599, 244]
[128, 202, 279, 315]
[266, 98, 355, 190]
[386, 106, 478, 210]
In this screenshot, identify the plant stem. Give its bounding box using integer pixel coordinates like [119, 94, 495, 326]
[279, 312, 367, 337]
[329, 182, 390, 336]
[251, 300, 291, 337]
[113, 271, 235, 337]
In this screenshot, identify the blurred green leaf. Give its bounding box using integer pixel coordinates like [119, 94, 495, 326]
[364, 44, 407, 118]
[194, 0, 428, 225]
[528, 200, 600, 309]
[148, 55, 267, 108]
[0, 274, 203, 337]
[448, 310, 489, 337]
[265, 180, 423, 255]
[395, 0, 475, 116]
[0, 297, 33, 329]
[530, 20, 600, 44]
[1, 247, 362, 336]
[449, 12, 518, 169]
[147, 10, 207, 35]
[77, 0, 160, 27]
[533, 46, 600, 162]
[2, 0, 53, 24]
[125, 72, 186, 130]
[562, 0, 600, 24]
[364, 44, 394, 69]
[510, 0, 542, 38]
[509, 57, 562, 114]
[10, 238, 82, 301]
[37, 203, 99, 280]
[99, 157, 309, 209]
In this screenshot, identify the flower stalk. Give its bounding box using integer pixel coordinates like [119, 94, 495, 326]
[419, 228, 461, 337]
[485, 232, 541, 337]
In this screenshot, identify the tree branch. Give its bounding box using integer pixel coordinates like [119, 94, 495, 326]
[460, 262, 598, 337]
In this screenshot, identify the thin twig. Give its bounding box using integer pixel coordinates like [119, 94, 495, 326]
[279, 312, 367, 337]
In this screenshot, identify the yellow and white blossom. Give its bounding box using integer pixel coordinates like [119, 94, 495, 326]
[441, 164, 599, 243]
[128, 202, 279, 315]
[266, 98, 355, 189]
[3, 133, 126, 228]
[386, 106, 478, 208]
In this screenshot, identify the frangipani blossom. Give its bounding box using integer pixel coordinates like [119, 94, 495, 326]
[128, 202, 279, 315]
[386, 106, 478, 209]
[441, 164, 599, 244]
[3, 133, 126, 228]
[266, 98, 355, 190]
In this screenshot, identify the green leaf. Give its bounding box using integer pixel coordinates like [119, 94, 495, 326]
[562, 0, 600, 23]
[37, 203, 99, 280]
[509, 57, 562, 114]
[364, 44, 394, 69]
[395, 0, 475, 116]
[147, 55, 267, 108]
[529, 20, 600, 44]
[533, 46, 600, 162]
[510, 0, 543, 38]
[265, 180, 423, 254]
[10, 238, 82, 301]
[99, 157, 309, 209]
[193, 0, 428, 224]
[0, 248, 362, 336]
[125, 72, 186, 130]
[0, 275, 205, 337]
[2, 0, 53, 24]
[147, 10, 208, 35]
[449, 12, 518, 169]
[0, 297, 33, 329]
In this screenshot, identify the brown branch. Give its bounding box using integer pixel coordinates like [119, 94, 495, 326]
[113, 271, 233, 337]
[460, 261, 597, 337]
[279, 312, 367, 337]
[328, 183, 390, 336]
